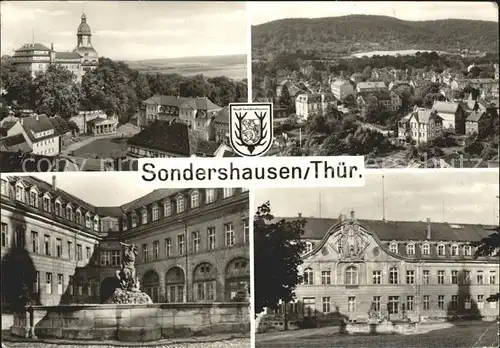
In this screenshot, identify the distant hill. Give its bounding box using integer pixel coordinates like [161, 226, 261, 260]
[252, 15, 499, 59]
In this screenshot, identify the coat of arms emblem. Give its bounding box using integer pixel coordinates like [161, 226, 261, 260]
[229, 103, 273, 157]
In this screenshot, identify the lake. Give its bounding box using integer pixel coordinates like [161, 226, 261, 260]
[350, 49, 447, 58]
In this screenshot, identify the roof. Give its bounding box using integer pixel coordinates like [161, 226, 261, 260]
[275, 216, 494, 243]
[0, 152, 66, 172]
[433, 101, 459, 114]
[143, 95, 221, 111]
[55, 51, 81, 60]
[19, 115, 56, 141]
[331, 79, 350, 87]
[127, 120, 218, 156]
[408, 108, 441, 124]
[356, 81, 386, 90]
[0, 134, 31, 152]
[120, 188, 182, 212]
[77, 13, 92, 35]
[213, 105, 229, 123]
[15, 43, 51, 52]
[466, 111, 485, 122]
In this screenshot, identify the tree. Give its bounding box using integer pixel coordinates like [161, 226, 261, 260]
[1, 62, 34, 109]
[254, 201, 306, 315]
[474, 225, 499, 302]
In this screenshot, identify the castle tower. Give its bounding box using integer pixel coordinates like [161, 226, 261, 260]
[73, 13, 99, 73]
[76, 13, 92, 49]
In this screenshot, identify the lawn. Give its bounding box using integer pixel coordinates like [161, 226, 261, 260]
[256, 321, 499, 348]
[71, 137, 130, 159]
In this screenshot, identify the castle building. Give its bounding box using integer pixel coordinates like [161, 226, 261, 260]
[264, 212, 499, 328]
[0, 176, 249, 307]
[11, 13, 99, 83]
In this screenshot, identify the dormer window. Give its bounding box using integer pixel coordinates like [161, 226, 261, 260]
[55, 199, 63, 217]
[422, 243, 430, 255]
[176, 195, 184, 214]
[191, 190, 199, 208]
[85, 214, 92, 229]
[43, 195, 51, 213]
[164, 200, 172, 217]
[131, 213, 137, 228]
[205, 189, 215, 204]
[223, 188, 234, 198]
[305, 241, 313, 254]
[152, 204, 159, 221]
[29, 190, 38, 207]
[437, 243, 445, 256]
[66, 205, 73, 221]
[15, 184, 24, 202]
[75, 209, 82, 224]
[389, 242, 398, 254]
[406, 243, 415, 255]
[451, 244, 459, 256]
[141, 209, 148, 225]
[1, 179, 7, 196]
[122, 216, 128, 231]
[464, 245, 472, 256]
[93, 216, 99, 232]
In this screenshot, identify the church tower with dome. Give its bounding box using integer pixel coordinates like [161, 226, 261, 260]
[74, 13, 99, 73]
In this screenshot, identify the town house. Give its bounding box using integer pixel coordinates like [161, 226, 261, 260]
[432, 101, 466, 134]
[7, 115, 60, 156]
[398, 107, 443, 145]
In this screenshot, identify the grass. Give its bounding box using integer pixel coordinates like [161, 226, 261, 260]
[71, 137, 130, 159]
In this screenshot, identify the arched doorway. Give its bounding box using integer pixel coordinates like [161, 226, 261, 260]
[225, 257, 250, 301]
[165, 267, 185, 302]
[142, 270, 160, 303]
[193, 262, 217, 302]
[100, 277, 119, 303]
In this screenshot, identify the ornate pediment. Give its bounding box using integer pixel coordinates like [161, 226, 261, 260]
[334, 223, 370, 261]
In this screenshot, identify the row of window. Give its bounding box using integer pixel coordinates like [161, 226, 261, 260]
[122, 188, 247, 230]
[302, 267, 498, 286]
[31, 272, 96, 296]
[300, 294, 498, 316]
[140, 219, 249, 262]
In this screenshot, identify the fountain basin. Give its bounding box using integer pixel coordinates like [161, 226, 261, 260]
[11, 302, 249, 342]
[345, 321, 419, 335]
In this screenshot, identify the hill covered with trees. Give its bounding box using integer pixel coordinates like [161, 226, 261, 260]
[252, 15, 499, 59]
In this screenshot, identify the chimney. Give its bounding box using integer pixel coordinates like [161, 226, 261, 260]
[350, 210, 355, 220]
[426, 218, 431, 240]
[52, 175, 56, 190]
[339, 214, 346, 221]
[298, 213, 302, 218]
[51, 42, 54, 51]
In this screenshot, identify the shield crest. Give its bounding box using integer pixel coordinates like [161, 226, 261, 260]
[229, 103, 273, 157]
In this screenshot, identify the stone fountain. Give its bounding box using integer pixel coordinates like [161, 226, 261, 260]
[104, 242, 152, 305]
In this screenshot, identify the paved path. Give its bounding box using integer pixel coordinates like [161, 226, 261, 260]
[62, 134, 121, 154]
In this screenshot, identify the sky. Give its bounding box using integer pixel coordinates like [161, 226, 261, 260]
[254, 170, 500, 226]
[250, 1, 499, 25]
[0, 1, 248, 60]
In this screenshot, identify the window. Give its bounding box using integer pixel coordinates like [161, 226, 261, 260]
[389, 242, 398, 254]
[406, 295, 414, 311]
[100, 250, 110, 266]
[165, 238, 172, 257]
[437, 244, 445, 256]
[491, 296, 497, 309]
[243, 218, 249, 244]
[0, 179, 7, 196]
[205, 189, 215, 204]
[423, 295, 430, 310]
[77, 244, 82, 261]
[29, 191, 37, 207]
[372, 270, 381, 284]
[422, 270, 430, 284]
[451, 295, 458, 310]
[422, 243, 430, 255]
[176, 196, 184, 213]
[85, 214, 92, 229]
[303, 297, 316, 317]
[55, 201, 62, 217]
[305, 242, 313, 253]
[303, 268, 314, 285]
[463, 270, 471, 284]
[322, 297, 331, 313]
[438, 270, 445, 284]
[151, 241, 159, 260]
[489, 271, 496, 284]
[348, 296, 356, 312]
[192, 231, 200, 252]
[141, 210, 148, 225]
[406, 243, 415, 255]
[208, 228, 216, 250]
[86, 246, 91, 260]
[44, 235, 51, 256]
[178, 235, 185, 256]
[225, 223, 234, 247]
[388, 296, 399, 314]
[56, 238, 62, 257]
[57, 274, 63, 295]
[223, 188, 234, 198]
[15, 185, 24, 202]
[31, 231, 38, 253]
[372, 296, 381, 312]
[345, 266, 358, 285]
[478, 295, 484, 309]
[66, 206, 73, 221]
[164, 201, 172, 217]
[389, 267, 399, 284]
[69, 276, 74, 295]
[111, 250, 120, 267]
[33, 272, 39, 294]
[321, 271, 331, 285]
[45, 273, 52, 294]
[451, 270, 458, 284]
[152, 205, 159, 221]
[438, 295, 445, 310]
[1, 223, 8, 248]
[76, 210, 82, 224]
[191, 191, 199, 208]
[337, 240, 343, 254]
[465, 295, 471, 310]
[142, 244, 148, 262]
[406, 270, 415, 284]
[451, 244, 458, 256]
[464, 245, 472, 256]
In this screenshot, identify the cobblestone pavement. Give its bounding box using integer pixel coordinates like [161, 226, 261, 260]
[2, 338, 249, 348]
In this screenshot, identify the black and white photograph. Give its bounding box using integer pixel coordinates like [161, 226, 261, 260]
[0, 175, 250, 347]
[253, 170, 499, 347]
[251, 2, 499, 168]
[0, 1, 249, 171]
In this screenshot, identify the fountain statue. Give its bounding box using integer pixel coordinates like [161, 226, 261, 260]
[104, 242, 153, 304]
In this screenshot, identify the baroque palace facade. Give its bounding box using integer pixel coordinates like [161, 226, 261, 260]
[0, 176, 249, 307]
[11, 13, 99, 83]
[266, 211, 499, 326]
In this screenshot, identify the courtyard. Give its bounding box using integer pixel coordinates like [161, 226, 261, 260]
[69, 136, 131, 159]
[256, 321, 499, 348]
